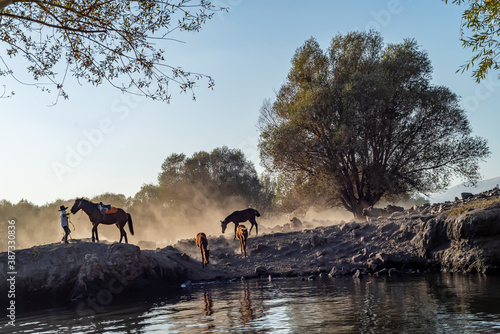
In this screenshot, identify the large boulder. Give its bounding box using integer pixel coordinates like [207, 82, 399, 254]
[461, 192, 474, 200]
[386, 205, 404, 214]
[362, 206, 388, 218]
[310, 235, 327, 247]
[290, 217, 304, 230]
[363, 205, 404, 218]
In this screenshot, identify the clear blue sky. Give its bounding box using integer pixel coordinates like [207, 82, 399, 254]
[1, 0, 499, 205]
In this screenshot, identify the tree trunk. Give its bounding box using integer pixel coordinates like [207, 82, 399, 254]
[351, 202, 367, 220]
[342, 191, 382, 220]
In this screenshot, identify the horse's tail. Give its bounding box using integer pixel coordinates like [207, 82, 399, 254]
[127, 213, 135, 235]
[254, 209, 261, 217]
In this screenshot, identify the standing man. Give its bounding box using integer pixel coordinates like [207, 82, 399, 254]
[59, 205, 71, 243]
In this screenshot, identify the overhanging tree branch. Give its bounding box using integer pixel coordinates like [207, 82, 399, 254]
[0, 0, 226, 102]
[443, 0, 500, 82]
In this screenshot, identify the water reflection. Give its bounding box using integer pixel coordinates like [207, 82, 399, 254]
[239, 283, 254, 324]
[201, 290, 214, 332]
[203, 290, 213, 316]
[7, 273, 500, 334]
[7, 300, 153, 334]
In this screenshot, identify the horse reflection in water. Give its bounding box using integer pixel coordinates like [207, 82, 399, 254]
[240, 283, 255, 324]
[203, 290, 213, 316]
[200, 290, 215, 332]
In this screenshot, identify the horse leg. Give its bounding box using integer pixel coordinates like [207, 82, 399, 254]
[250, 218, 258, 235]
[92, 224, 97, 242]
[117, 224, 123, 243]
[122, 224, 128, 244]
[95, 225, 99, 242]
[118, 226, 122, 243]
[117, 223, 128, 243]
[200, 247, 205, 268]
[234, 223, 238, 240]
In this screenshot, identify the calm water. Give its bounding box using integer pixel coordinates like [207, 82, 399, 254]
[3, 273, 500, 333]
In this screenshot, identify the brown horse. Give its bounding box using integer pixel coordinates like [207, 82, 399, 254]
[221, 208, 260, 239]
[236, 225, 248, 257]
[70, 198, 134, 243]
[196, 232, 210, 268]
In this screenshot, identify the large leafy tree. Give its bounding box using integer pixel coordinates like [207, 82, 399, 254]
[156, 146, 273, 212]
[0, 0, 223, 102]
[444, 0, 500, 82]
[271, 171, 330, 214]
[258, 31, 490, 218]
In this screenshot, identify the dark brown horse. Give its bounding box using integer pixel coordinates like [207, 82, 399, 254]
[221, 208, 260, 239]
[196, 232, 210, 268]
[70, 198, 134, 243]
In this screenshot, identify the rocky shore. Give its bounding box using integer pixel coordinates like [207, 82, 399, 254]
[3, 188, 500, 302]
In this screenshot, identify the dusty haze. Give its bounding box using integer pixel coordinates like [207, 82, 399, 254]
[1, 197, 359, 252]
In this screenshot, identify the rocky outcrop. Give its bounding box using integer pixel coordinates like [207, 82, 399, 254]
[412, 201, 500, 273]
[0, 241, 221, 301]
[3, 187, 500, 301]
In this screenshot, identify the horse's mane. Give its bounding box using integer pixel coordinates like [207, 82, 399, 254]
[76, 197, 96, 207]
[223, 212, 234, 222]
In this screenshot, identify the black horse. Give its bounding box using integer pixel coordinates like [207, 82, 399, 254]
[70, 198, 134, 243]
[221, 208, 260, 239]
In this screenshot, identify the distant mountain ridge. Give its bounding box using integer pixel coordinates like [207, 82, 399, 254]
[429, 176, 500, 203]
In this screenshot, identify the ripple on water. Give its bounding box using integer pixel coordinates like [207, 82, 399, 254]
[6, 273, 500, 334]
